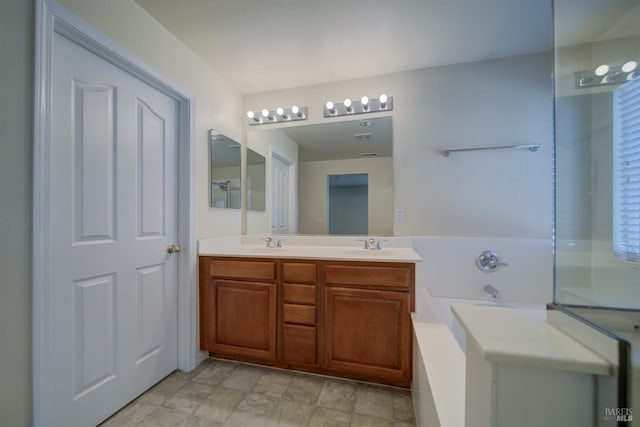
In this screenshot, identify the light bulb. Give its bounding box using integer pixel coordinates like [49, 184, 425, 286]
[379, 94, 388, 108]
[276, 107, 284, 115]
[247, 111, 255, 119]
[261, 109, 270, 117]
[595, 65, 609, 77]
[291, 105, 299, 114]
[344, 98, 352, 107]
[622, 61, 638, 73]
[361, 96, 369, 105]
[326, 101, 335, 111]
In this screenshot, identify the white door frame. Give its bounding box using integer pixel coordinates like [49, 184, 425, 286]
[269, 148, 297, 234]
[32, 1, 197, 425]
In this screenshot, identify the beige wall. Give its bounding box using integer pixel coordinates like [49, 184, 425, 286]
[57, 0, 244, 239]
[245, 52, 554, 238]
[298, 157, 393, 235]
[0, 1, 33, 425]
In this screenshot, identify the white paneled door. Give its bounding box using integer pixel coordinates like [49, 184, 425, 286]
[48, 32, 179, 426]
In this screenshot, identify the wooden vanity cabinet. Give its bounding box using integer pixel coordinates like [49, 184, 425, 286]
[281, 262, 318, 366]
[199, 256, 414, 388]
[324, 262, 414, 387]
[199, 258, 278, 362]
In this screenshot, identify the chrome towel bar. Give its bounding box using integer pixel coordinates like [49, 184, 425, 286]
[442, 143, 541, 157]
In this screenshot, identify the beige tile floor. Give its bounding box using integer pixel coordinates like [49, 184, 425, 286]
[100, 358, 417, 427]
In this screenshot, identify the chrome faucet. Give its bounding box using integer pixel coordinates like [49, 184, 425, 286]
[483, 284, 502, 300]
[262, 237, 285, 248]
[475, 250, 508, 273]
[358, 238, 387, 250]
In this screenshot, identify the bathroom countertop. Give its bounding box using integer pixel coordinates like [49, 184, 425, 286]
[198, 242, 422, 263]
[452, 304, 611, 375]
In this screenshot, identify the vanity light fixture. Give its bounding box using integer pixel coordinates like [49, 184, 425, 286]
[291, 105, 305, 119]
[246, 105, 308, 125]
[323, 94, 393, 117]
[325, 101, 336, 115]
[361, 96, 370, 111]
[246, 110, 261, 123]
[575, 61, 639, 88]
[344, 98, 353, 113]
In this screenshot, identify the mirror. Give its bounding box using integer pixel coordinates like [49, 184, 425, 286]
[246, 116, 393, 235]
[247, 148, 266, 211]
[209, 130, 241, 209]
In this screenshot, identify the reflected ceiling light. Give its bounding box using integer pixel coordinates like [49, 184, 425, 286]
[323, 94, 393, 117]
[246, 105, 308, 125]
[575, 61, 639, 88]
[622, 61, 638, 73]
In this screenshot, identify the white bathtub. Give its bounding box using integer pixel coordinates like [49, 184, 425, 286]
[411, 290, 545, 427]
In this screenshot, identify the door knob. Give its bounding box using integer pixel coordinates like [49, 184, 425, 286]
[167, 244, 181, 254]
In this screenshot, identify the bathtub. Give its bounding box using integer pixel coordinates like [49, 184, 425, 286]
[411, 290, 545, 427]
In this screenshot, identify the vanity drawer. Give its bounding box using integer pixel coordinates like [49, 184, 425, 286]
[283, 324, 317, 365]
[325, 264, 411, 289]
[283, 284, 317, 305]
[282, 262, 317, 284]
[209, 259, 276, 281]
[283, 303, 316, 325]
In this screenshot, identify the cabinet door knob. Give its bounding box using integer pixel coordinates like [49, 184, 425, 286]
[167, 244, 181, 254]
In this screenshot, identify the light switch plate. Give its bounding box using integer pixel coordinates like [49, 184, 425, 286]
[395, 209, 405, 223]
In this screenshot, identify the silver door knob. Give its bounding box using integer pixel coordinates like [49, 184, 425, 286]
[167, 245, 181, 254]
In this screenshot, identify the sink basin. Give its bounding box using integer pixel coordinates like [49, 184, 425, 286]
[340, 249, 398, 257]
[241, 247, 289, 254]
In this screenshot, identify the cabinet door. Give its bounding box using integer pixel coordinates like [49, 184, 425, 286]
[203, 279, 277, 361]
[324, 287, 411, 386]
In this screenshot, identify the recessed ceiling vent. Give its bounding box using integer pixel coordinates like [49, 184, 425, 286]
[354, 133, 372, 140]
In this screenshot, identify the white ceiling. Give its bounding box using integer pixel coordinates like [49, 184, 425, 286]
[281, 116, 393, 162]
[134, 0, 553, 94]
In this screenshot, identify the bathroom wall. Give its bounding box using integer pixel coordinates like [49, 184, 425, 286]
[57, 0, 245, 239]
[0, 1, 33, 425]
[414, 237, 553, 304]
[298, 157, 393, 235]
[245, 51, 554, 239]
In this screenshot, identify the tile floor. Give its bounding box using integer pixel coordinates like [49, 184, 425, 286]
[100, 358, 417, 427]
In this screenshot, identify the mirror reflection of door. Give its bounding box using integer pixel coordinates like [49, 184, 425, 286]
[327, 174, 368, 235]
[271, 153, 290, 234]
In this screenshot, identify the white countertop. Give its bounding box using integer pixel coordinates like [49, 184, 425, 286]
[452, 304, 611, 375]
[198, 243, 422, 263]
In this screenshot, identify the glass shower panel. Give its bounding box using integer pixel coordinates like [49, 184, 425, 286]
[553, 0, 639, 424]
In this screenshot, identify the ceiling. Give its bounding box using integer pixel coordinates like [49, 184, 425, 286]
[134, 0, 553, 94]
[281, 116, 392, 162]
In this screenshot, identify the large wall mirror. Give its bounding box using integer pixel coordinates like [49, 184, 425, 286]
[246, 116, 393, 235]
[209, 130, 241, 209]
